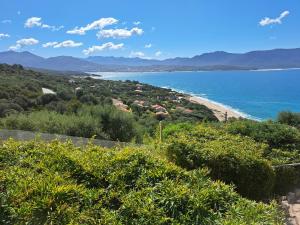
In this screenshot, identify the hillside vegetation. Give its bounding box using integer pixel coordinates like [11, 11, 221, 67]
[0, 64, 216, 142]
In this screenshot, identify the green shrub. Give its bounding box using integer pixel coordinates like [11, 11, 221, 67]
[278, 111, 300, 129]
[79, 94, 98, 105]
[0, 90, 9, 99]
[0, 102, 23, 117]
[273, 166, 300, 195]
[224, 120, 300, 151]
[84, 105, 141, 142]
[37, 94, 58, 105]
[1, 110, 105, 139]
[0, 106, 142, 142]
[165, 124, 275, 200]
[0, 139, 284, 224]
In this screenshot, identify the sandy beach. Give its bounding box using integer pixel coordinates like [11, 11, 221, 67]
[188, 96, 245, 121]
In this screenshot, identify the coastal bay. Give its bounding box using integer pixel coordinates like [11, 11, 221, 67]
[97, 69, 300, 120]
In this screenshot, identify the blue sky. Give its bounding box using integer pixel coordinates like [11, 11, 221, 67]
[0, 0, 299, 59]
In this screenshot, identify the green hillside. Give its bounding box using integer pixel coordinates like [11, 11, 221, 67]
[0, 64, 217, 142]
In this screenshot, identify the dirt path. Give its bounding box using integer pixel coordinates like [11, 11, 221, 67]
[282, 190, 300, 225]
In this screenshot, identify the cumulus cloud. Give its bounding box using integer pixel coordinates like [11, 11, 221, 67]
[130, 51, 145, 58]
[25, 17, 64, 31]
[97, 27, 143, 39]
[155, 51, 162, 57]
[0, 33, 10, 39]
[83, 42, 124, 55]
[145, 43, 152, 48]
[25, 17, 42, 27]
[9, 38, 39, 50]
[43, 40, 82, 48]
[67, 18, 118, 35]
[259, 10, 290, 26]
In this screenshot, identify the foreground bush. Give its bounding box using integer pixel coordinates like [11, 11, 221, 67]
[0, 139, 283, 224]
[165, 124, 275, 200]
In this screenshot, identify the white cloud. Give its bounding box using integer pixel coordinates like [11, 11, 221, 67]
[83, 42, 124, 55]
[0, 33, 10, 39]
[9, 38, 39, 51]
[42, 24, 64, 31]
[67, 17, 118, 35]
[1, 19, 12, 24]
[53, 40, 82, 48]
[25, 17, 42, 27]
[42, 42, 59, 48]
[97, 27, 143, 39]
[25, 17, 64, 31]
[155, 51, 162, 57]
[259, 10, 290, 26]
[130, 51, 145, 58]
[145, 43, 152, 48]
[133, 21, 141, 25]
[43, 40, 82, 48]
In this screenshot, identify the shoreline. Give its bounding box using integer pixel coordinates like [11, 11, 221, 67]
[188, 96, 246, 121]
[88, 67, 300, 75]
[164, 86, 251, 121]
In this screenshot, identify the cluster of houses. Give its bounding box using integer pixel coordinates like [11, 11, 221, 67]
[70, 81, 193, 120]
[111, 83, 195, 120]
[132, 99, 169, 115]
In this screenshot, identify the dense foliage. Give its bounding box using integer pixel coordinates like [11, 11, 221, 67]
[164, 124, 275, 200]
[163, 121, 300, 197]
[277, 111, 300, 129]
[0, 139, 284, 224]
[223, 119, 300, 151]
[0, 105, 141, 142]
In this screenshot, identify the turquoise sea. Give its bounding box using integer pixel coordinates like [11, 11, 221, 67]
[95, 69, 300, 120]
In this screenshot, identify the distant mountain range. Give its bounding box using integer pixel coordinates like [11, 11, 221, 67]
[0, 48, 300, 72]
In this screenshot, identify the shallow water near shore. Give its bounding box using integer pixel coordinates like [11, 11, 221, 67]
[93, 69, 300, 120]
